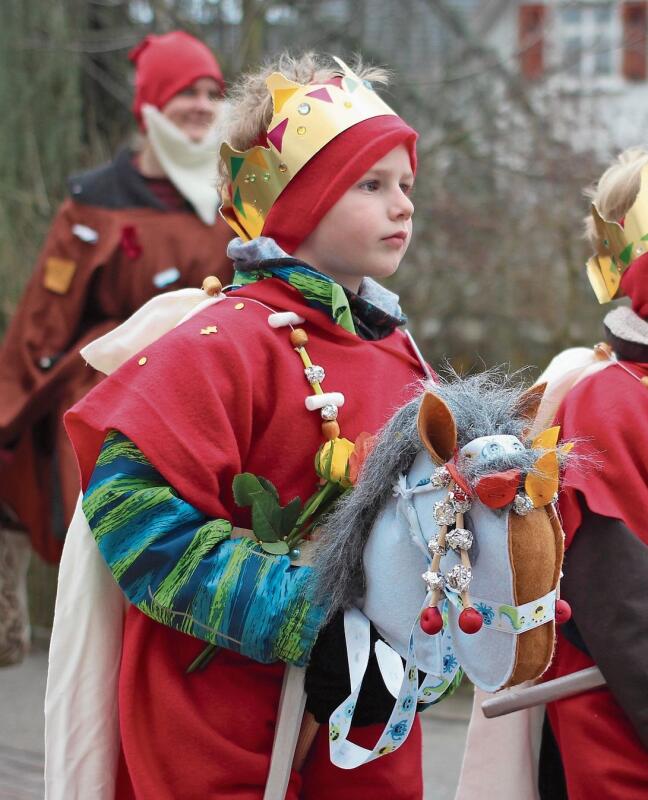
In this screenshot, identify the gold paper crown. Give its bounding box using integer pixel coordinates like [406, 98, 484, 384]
[219, 58, 397, 240]
[587, 163, 648, 303]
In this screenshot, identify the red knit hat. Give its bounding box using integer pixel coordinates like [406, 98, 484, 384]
[262, 115, 418, 253]
[129, 32, 225, 126]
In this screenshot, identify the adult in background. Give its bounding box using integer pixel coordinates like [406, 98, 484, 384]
[0, 31, 234, 666]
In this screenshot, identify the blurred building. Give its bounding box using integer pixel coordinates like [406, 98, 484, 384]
[485, 1, 648, 155]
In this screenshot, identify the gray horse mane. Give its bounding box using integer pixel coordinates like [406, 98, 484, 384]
[313, 368, 558, 619]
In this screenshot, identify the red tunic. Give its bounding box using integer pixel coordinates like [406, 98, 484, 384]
[0, 156, 233, 561]
[66, 277, 425, 799]
[546, 361, 648, 799]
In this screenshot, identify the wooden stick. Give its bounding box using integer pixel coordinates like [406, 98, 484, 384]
[263, 665, 308, 800]
[481, 666, 606, 719]
[292, 711, 320, 771]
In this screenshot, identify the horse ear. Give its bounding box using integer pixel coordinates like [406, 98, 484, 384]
[417, 392, 457, 465]
[516, 383, 547, 437]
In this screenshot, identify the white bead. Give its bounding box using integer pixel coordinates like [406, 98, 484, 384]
[304, 392, 345, 411]
[267, 312, 306, 328]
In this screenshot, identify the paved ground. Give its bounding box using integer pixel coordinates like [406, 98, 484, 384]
[0, 644, 470, 799]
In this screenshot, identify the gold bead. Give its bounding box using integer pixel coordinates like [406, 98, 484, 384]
[321, 420, 340, 440]
[234, 302, 245, 310]
[138, 356, 147, 366]
[641, 376, 648, 388]
[202, 276, 222, 296]
[290, 328, 309, 347]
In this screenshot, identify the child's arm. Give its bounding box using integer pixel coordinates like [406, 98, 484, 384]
[83, 429, 325, 666]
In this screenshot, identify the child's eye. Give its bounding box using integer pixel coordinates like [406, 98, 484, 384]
[400, 183, 413, 195]
[208, 92, 221, 101]
[359, 179, 379, 192]
[179, 87, 197, 97]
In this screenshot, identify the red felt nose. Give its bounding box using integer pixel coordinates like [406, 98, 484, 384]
[420, 606, 443, 635]
[458, 607, 483, 634]
[475, 469, 521, 509]
[555, 599, 572, 624]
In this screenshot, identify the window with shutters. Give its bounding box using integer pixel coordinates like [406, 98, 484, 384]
[553, 2, 622, 82]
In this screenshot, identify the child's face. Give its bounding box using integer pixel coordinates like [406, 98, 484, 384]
[294, 144, 414, 293]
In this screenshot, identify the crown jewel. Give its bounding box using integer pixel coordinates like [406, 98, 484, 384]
[219, 58, 397, 241]
[587, 163, 648, 303]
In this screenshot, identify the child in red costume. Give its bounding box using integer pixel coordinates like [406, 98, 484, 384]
[48, 54, 428, 798]
[540, 148, 648, 799]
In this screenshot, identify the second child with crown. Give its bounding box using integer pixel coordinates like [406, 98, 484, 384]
[49, 53, 429, 798]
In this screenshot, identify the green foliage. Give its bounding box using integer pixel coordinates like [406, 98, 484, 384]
[232, 472, 301, 546]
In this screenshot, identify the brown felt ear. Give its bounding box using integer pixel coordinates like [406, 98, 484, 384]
[516, 383, 547, 438]
[417, 392, 457, 465]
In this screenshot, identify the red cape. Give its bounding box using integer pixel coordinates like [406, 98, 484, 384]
[556, 359, 648, 548]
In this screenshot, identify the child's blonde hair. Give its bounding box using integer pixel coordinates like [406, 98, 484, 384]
[584, 147, 648, 248]
[217, 52, 389, 191]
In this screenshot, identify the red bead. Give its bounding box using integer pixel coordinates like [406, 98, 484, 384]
[420, 606, 443, 635]
[555, 599, 572, 624]
[458, 607, 483, 634]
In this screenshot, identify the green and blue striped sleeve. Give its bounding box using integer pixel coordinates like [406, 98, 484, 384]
[83, 430, 325, 666]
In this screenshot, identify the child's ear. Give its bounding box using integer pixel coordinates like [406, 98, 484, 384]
[417, 392, 457, 465]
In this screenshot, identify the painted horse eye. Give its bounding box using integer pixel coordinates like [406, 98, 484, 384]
[481, 442, 503, 460]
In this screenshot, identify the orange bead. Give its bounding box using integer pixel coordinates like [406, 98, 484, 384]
[290, 328, 309, 347]
[321, 420, 340, 440]
[202, 276, 222, 296]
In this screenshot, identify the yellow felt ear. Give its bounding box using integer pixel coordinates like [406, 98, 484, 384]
[417, 392, 457, 465]
[532, 426, 561, 450]
[525, 452, 560, 507]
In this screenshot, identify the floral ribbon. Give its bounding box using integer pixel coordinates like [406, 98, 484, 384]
[328, 607, 460, 769]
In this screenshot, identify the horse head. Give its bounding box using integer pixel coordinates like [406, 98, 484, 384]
[317, 372, 572, 695]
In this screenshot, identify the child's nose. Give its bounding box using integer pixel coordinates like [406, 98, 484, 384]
[391, 192, 414, 220]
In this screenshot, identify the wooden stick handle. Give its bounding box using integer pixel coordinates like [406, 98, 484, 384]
[292, 711, 320, 772]
[263, 665, 308, 800]
[481, 666, 606, 718]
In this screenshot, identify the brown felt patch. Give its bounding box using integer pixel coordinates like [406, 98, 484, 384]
[506, 507, 565, 686]
[43, 257, 77, 294]
[417, 392, 457, 465]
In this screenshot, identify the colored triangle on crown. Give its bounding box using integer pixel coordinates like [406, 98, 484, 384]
[273, 87, 299, 114]
[247, 149, 268, 169]
[230, 156, 245, 182]
[267, 118, 289, 152]
[233, 187, 245, 216]
[305, 87, 333, 103]
[344, 78, 359, 93]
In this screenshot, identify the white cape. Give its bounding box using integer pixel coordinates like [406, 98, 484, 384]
[44, 289, 221, 799]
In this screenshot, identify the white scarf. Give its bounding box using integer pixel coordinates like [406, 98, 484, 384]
[142, 103, 223, 225]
